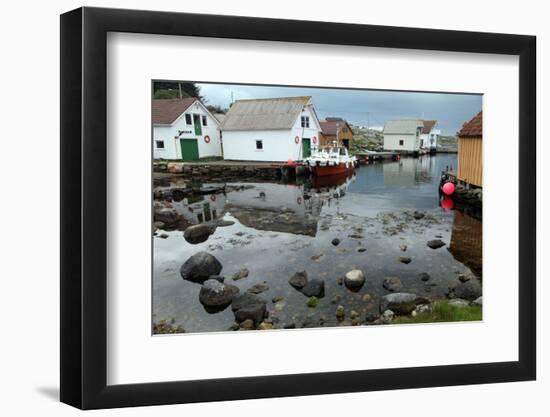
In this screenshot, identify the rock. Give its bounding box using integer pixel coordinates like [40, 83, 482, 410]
[183, 223, 214, 244]
[472, 296, 483, 306]
[449, 299, 470, 308]
[350, 310, 359, 319]
[398, 256, 412, 264]
[180, 252, 223, 283]
[154, 207, 179, 226]
[215, 220, 235, 227]
[383, 277, 403, 292]
[306, 296, 319, 308]
[247, 284, 269, 294]
[198, 279, 239, 311]
[274, 300, 286, 311]
[451, 280, 482, 301]
[239, 319, 255, 330]
[418, 272, 431, 282]
[301, 279, 325, 298]
[399, 244, 408, 252]
[331, 238, 341, 246]
[381, 309, 394, 323]
[158, 233, 169, 239]
[209, 275, 225, 283]
[283, 323, 296, 329]
[362, 293, 372, 302]
[337, 277, 344, 286]
[415, 304, 432, 315]
[153, 221, 166, 230]
[413, 211, 425, 220]
[348, 233, 364, 239]
[344, 269, 365, 290]
[357, 247, 367, 253]
[427, 239, 446, 249]
[380, 293, 429, 315]
[232, 293, 267, 324]
[289, 271, 308, 289]
[458, 273, 472, 283]
[257, 321, 273, 330]
[365, 313, 379, 322]
[272, 296, 284, 303]
[232, 268, 249, 280]
[336, 305, 345, 320]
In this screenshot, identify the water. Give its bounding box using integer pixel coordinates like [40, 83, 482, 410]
[153, 154, 481, 333]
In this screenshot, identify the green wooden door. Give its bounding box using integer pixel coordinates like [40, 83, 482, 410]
[302, 138, 311, 158]
[193, 114, 202, 135]
[180, 139, 199, 161]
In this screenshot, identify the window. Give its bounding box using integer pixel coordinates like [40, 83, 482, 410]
[202, 115, 207, 126]
[256, 140, 263, 150]
[155, 140, 165, 149]
[342, 127, 348, 133]
[301, 116, 310, 128]
[185, 114, 192, 125]
[399, 140, 404, 146]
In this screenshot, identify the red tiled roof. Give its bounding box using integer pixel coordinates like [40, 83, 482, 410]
[421, 120, 437, 134]
[320, 119, 351, 136]
[152, 98, 198, 124]
[458, 111, 483, 137]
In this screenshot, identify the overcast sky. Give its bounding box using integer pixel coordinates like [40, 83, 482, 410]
[197, 82, 482, 136]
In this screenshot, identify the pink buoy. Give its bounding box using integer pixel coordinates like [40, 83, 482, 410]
[287, 158, 295, 166]
[442, 182, 455, 196]
[441, 197, 454, 210]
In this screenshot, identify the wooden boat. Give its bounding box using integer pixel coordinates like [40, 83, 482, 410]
[304, 145, 357, 177]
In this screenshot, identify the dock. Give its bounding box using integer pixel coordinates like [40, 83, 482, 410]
[354, 151, 399, 163]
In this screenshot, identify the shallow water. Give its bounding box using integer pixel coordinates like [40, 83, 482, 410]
[153, 154, 481, 333]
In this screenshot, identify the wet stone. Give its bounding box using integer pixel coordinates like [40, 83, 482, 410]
[383, 277, 403, 292]
[398, 256, 412, 264]
[331, 238, 341, 246]
[344, 269, 365, 290]
[427, 239, 446, 249]
[301, 279, 325, 298]
[180, 252, 223, 283]
[247, 284, 270, 294]
[289, 271, 308, 289]
[418, 272, 431, 282]
[232, 268, 249, 280]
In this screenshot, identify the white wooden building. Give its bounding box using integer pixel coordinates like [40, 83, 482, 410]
[153, 98, 222, 161]
[382, 119, 424, 152]
[419, 120, 440, 151]
[219, 96, 321, 162]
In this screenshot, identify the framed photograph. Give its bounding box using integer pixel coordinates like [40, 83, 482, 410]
[60, 7, 536, 409]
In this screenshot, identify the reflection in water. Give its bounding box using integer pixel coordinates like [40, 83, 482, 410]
[449, 211, 482, 277]
[153, 154, 482, 333]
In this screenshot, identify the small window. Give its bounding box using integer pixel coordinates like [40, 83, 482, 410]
[155, 140, 165, 149]
[301, 116, 310, 128]
[185, 114, 192, 125]
[202, 115, 207, 126]
[256, 140, 263, 150]
[341, 127, 348, 133]
[399, 140, 404, 146]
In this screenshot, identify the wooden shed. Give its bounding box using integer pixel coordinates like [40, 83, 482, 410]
[320, 118, 353, 149]
[457, 111, 483, 187]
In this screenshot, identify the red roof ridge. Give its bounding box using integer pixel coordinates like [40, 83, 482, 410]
[458, 111, 483, 137]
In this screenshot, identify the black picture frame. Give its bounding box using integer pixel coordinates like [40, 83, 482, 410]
[60, 6, 536, 410]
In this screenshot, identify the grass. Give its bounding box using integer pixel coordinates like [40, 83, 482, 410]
[391, 300, 482, 324]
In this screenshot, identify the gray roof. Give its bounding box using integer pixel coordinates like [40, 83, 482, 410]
[383, 119, 424, 134]
[219, 96, 312, 131]
[213, 113, 226, 123]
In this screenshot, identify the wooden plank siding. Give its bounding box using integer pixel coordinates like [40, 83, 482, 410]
[457, 136, 482, 187]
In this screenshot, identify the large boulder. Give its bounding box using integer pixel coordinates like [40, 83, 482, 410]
[198, 279, 238, 312]
[154, 207, 179, 227]
[180, 252, 223, 283]
[183, 223, 214, 244]
[301, 279, 325, 298]
[379, 293, 429, 315]
[231, 293, 267, 324]
[344, 269, 365, 290]
[450, 279, 482, 301]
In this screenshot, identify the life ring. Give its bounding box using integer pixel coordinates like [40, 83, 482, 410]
[204, 135, 211, 143]
[312, 136, 318, 144]
[297, 196, 302, 205]
[210, 194, 216, 202]
[294, 136, 300, 144]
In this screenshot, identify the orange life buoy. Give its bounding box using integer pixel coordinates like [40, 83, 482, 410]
[204, 135, 211, 143]
[297, 196, 302, 205]
[210, 194, 216, 201]
[312, 136, 317, 144]
[294, 136, 300, 144]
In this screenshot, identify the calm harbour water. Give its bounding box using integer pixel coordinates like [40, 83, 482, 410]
[153, 154, 481, 333]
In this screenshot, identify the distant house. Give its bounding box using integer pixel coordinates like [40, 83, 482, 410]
[457, 111, 482, 187]
[220, 96, 321, 162]
[153, 98, 222, 161]
[420, 120, 440, 151]
[382, 119, 424, 152]
[320, 118, 354, 149]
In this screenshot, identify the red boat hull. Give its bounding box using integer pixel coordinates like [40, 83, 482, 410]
[311, 163, 355, 177]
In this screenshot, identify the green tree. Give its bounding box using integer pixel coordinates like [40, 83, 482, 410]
[153, 81, 203, 100]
